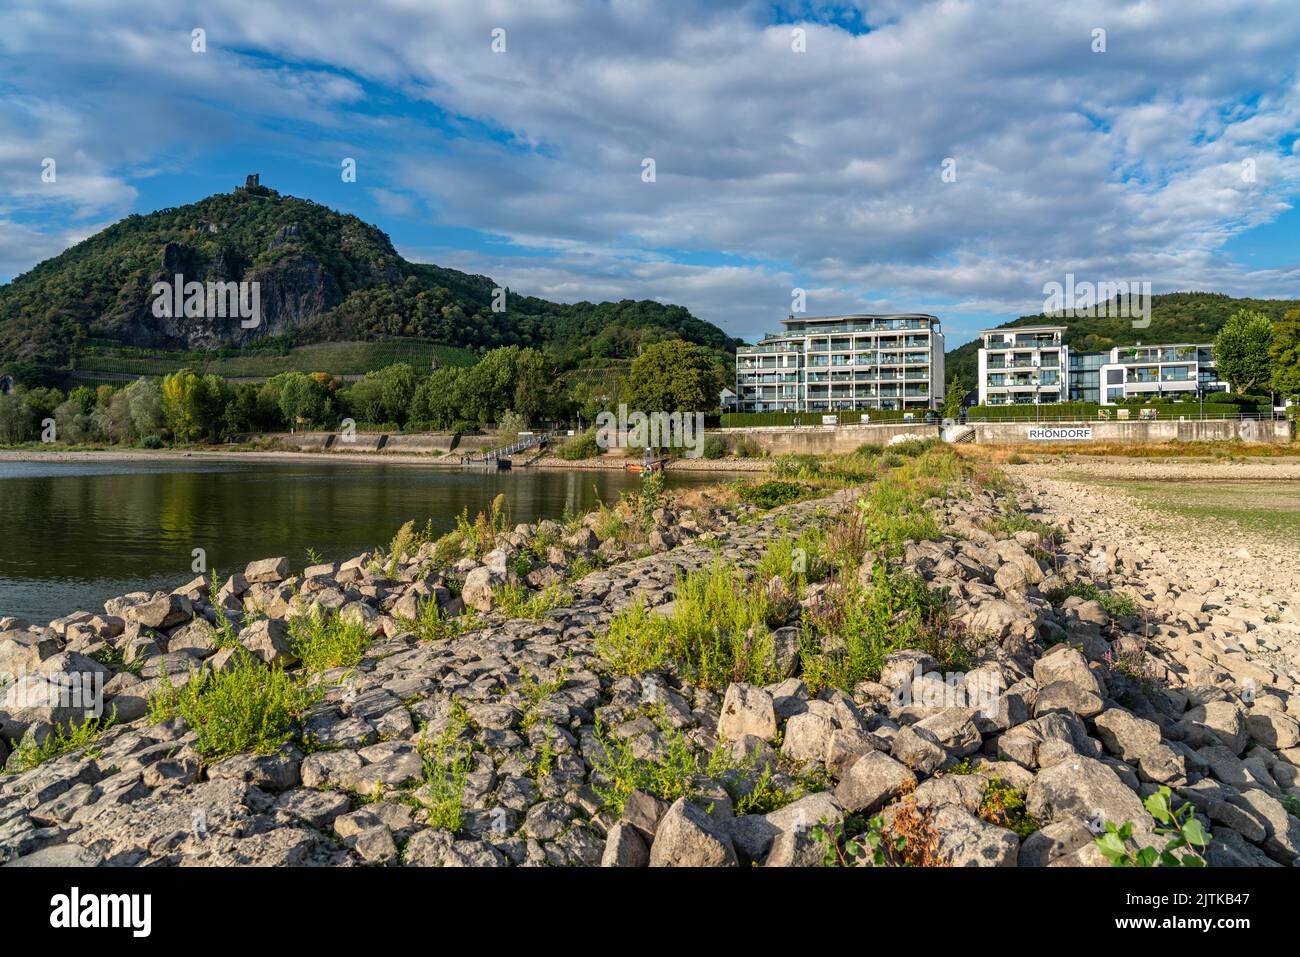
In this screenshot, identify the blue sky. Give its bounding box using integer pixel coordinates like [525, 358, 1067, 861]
[2, 0, 1299, 349]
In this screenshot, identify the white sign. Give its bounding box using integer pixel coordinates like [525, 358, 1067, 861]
[1027, 427, 1093, 440]
[821, 415, 838, 425]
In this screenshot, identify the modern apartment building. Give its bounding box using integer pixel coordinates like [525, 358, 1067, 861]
[977, 332, 1226, 406]
[976, 326, 1067, 406]
[1096, 343, 1224, 405]
[735, 314, 945, 414]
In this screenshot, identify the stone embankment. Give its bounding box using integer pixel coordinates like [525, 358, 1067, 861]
[1, 466, 1297, 867]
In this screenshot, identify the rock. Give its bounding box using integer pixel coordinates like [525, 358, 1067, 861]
[648, 799, 738, 867]
[1034, 680, 1105, 719]
[1246, 711, 1300, 750]
[238, 619, 297, 666]
[622, 789, 669, 841]
[2, 843, 101, 867]
[601, 821, 650, 866]
[245, 557, 290, 584]
[1094, 708, 1162, 762]
[1181, 700, 1248, 754]
[834, 751, 917, 814]
[1019, 819, 1094, 867]
[891, 724, 949, 775]
[969, 599, 1032, 641]
[1033, 646, 1104, 698]
[781, 711, 835, 764]
[0, 630, 59, 674]
[931, 804, 1019, 866]
[717, 683, 777, 742]
[124, 593, 192, 630]
[461, 566, 502, 613]
[352, 826, 398, 865]
[880, 650, 940, 692]
[1026, 756, 1148, 834]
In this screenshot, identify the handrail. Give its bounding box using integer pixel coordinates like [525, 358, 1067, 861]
[459, 429, 559, 465]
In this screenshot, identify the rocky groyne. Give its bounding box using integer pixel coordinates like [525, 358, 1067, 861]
[1, 456, 1297, 868]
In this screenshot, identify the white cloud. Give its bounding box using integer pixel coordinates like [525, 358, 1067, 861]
[2, 0, 1299, 344]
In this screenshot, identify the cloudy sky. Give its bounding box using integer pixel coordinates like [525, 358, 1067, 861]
[2, 0, 1299, 347]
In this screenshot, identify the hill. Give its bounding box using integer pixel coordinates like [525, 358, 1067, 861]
[944, 292, 1300, 396]
[0, 178, 739, 378]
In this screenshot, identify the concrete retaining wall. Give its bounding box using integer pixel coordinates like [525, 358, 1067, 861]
[383, 433, 455, 454]
[972, 418, 1293, 444]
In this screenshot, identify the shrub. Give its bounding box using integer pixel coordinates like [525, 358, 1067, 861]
[418, 717, 473, 834]
[6, 711, 116, 773]
[978, 777, 1040, 839]
[396, 595, 479, 642]
[589, 713, 703, 815]
[1044, 581, 1138, 620]
[738, 479, 813, 509]
[288, 606, 372, 672]
[594, 597, 669, 677]
[557, 430, 603, 460]
[148, 652, 319, 760]
[493, 582, 573, 620]
[596, 558, 781, 689]
[701, 434, 726, 459]
[800, 564, 964, 691]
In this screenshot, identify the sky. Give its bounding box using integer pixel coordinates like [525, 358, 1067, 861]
[1, 0, 1299, 349]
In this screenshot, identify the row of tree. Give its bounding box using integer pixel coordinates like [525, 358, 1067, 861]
[0, 339, 728, 446]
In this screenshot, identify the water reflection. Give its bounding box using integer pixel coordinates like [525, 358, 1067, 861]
[0, 458, 728, 623]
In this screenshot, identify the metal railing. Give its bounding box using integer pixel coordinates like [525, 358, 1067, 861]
[459, 430, 559, 465]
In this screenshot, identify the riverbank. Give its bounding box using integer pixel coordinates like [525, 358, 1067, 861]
[0, 445, 771, 472]
[2, 447, 1297, 868]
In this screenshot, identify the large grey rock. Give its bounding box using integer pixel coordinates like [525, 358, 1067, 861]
[1246, 711, 1300, 750]
[1094, 708, 1161, 762]
[781, 711, 835, 764]
[1026, 756, 1148, 834]
[601, 821, 649, 866]
[931, 803, 1019, 867]
[244, 556, 290, 584]
[238, 619, 296, 666]
[461, 566, 502, 613]
[834, 750, 917, 814]
[124, 593, 192, 630]
[718, 683, 777, 742]
[1180, 700, 1248, 754]
[649, 798, 738, 867]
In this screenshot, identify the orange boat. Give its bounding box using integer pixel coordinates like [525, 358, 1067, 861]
[626, 459, 666, 473]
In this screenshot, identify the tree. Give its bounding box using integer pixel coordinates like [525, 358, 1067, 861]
[161, 369, 225, 443]
[942, 376, 963, 420]
[0, 392, 34, 443]
[1213, 310, 1273, 395]
[277, 372, 330, 429]
[623, 339, 724, 414]
[1269, 308, 1300, 400]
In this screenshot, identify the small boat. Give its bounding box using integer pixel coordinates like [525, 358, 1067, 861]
[626, 458, 666, 474]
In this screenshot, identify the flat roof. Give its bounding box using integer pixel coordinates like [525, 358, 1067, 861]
[979, 325, 1066, 335]
[782, 313, 939, 325]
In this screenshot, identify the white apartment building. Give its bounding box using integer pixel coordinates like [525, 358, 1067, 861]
[1096, 343, 1224, 405]
[976, 326, 1067, 406]
[735, 314, 945, 414]
[977, 331, 1227, 406]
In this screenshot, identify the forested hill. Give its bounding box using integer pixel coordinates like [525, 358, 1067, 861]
[0, 180, 739, 370]
[945, 292, 1300, 394]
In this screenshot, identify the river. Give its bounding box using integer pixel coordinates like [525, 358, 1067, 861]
[0, 456, 732, 624]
